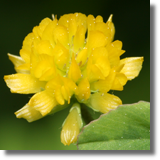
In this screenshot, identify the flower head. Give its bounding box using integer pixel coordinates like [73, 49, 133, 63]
[4, 13, 143, 145]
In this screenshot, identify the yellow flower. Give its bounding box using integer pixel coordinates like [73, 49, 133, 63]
[4, 13, 143, 145]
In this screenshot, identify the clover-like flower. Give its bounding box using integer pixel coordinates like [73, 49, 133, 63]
[4, 13, 143, 145]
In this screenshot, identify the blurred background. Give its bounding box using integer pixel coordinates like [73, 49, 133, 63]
[0, 0, 149, 150]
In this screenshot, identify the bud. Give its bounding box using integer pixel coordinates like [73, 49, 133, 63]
[61, 103, 83, 145]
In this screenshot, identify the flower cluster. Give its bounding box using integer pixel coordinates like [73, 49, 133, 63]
[4, 13, 143, 145]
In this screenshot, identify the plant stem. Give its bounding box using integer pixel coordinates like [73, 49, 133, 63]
[80, 103, 94, 124]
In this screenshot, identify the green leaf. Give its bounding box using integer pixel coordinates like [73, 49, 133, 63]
[77, 101, 150, 150]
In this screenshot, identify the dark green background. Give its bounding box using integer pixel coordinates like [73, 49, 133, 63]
[0, 0, 150, 150]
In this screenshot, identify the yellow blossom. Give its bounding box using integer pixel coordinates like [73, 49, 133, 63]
[4, 13, 143, 145]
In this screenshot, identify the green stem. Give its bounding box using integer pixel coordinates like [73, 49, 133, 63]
[80, 103, 94, 125]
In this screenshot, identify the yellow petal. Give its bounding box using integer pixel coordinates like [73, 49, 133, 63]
[53, 25, 69, 48]
[95, 22, 111, 39]
[45, 75, 63, 91]
[111, 72, 127, 91]
[61, 86, 69, 102]
[86, 92, 122, 113]
[46, 76, 75, 104]
[95, 15, 103, 23]
[82, 56, 105, 82]
[111, 77, 123, 91]
[41, 20, 57, 48]
[33, 54, 56, 80]
[4, 73, 46, 94]
[37, 18, 52, 37]
[52, 42, 70, 71]
[87, 15, 95, 32]
[29, 90, 58, 116]
[68, 55, 82, 83]
[32, 26, 39, 38]
[90, 68, 116, 92]
[107, 40, 125, 67]
[87, 31, 108, 51]
[30, 52, 39, 76]
[91, 47, 110, 77]
[8, 53, 30, 73]
[20, 49, 31, 63]
[22, 33, 35, 52]
[61, 81, 72, 104]
[62, 77, 78, 99]
[111, 40, 123, 50]
[91, 47, 108, 61]
[116, 73, 128, 86]
[58, 14, 70, 28]
[30, 36, 41, 55]
[89, 64, 105, 82]
[36, 40, 53, 56]
[39, 67, 55, 81]
[75, 13, 87, 30]
[61, 103, 83, 145]
[119, 57, 144, 80]
[68, 14, 77, 41]
[76, 78, 90, 102]
[55, 87, 65, 105]
[15, 63, 30, 74]
[8, 53, 25, 68]
[34, 59, 51, 78]
[76, 47, 88, 67]
[73, 25, 86, 52]
[106, 14, 115, 42]
[15, 104, 43, 122]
